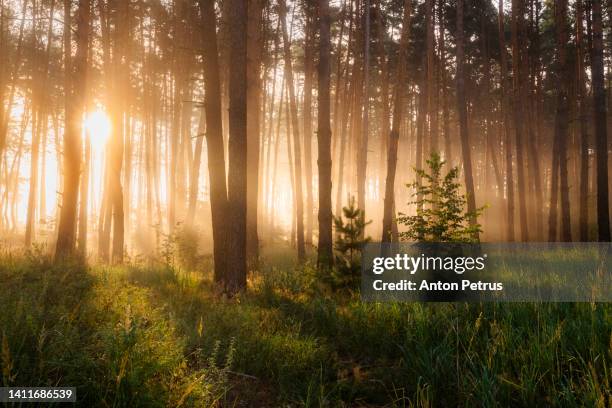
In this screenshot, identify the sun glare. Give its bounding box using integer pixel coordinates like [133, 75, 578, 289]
[84, 110, 111, 151]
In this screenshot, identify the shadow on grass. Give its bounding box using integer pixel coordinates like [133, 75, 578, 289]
[0, 253, 229, 407]
[123, 258, 612, 407]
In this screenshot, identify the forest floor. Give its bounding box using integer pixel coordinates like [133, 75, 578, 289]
[0, 244, 610, 407]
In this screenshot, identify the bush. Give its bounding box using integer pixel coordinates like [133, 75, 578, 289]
[159, 223, 203, 271]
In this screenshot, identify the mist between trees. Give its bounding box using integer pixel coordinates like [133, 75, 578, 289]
[0, 0, 610, 292]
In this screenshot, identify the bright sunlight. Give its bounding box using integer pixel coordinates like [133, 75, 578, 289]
[83, 109, 111, 152]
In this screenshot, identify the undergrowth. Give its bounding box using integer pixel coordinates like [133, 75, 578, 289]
[0, 249, 231, 407]
[0, 246, 610, 407]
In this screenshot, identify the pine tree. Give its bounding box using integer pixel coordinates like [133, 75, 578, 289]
[398, 153, 483, 243]
[333, 197, 371, 286]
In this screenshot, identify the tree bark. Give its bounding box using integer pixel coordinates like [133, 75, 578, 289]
[246, 0, 264, 265]
[317, 0, 333, 268]
[511, 0, 529, 241]
[591, 0, 610, 241]
[357, 0, 370, 219]
[548, 0, 572, 242]
[576, 0, 589, 241]
[279, 0, 305, 260]
[498, 0, 515, 241]
[199, 0, 229, 284]
[456, 0, 478, 239]
[382, 0, 411, 243]
[303, 4, 315, 245]
[226, 0, 248, 293]
[56, 0, 89, 259]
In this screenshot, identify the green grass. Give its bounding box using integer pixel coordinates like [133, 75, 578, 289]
[0, 246, 610, 407]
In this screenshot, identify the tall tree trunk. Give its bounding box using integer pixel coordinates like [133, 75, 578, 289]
[25, 111, 41, 246]
[303, 5, 314, 245]
[439, 0, 451, 164]
[279, 0, 305, 260]
[168, 0, 183, 232]
[498, 0, 514, 241]
[39, 120, 47, 225]
[481, 17, 502, 196]
[511, 0, 529, 241]
[549, 0, 572, 242]
[56, 0, 89, 259]
[225, 0, 248, 293]
[246, 0, 264, 265]
[426, 0, 437, 154]
[456, 0, 478, 239]
[97, 0, 111, 261]
[334, 49, 355, 217]
[591, 0, 610, 241]
[263, 19, 281, 234]
[357, 0, 370, 218]
[576, 0, 589, 241]
[376, 3, 390, 204]
[199, 0, 229, 284]
[269, 77, 285, 234]
[110, 0, 128, 263]
[317, 0, 333, 268]
[527, 0, 544, 240]
[382, 0, 411, 243]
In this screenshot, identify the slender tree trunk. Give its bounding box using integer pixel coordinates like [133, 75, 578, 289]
[303, 6, 314, 245]
[332, 0, 351, 166]
[549, 0, 571, 242]
[187, 109, 205, 224]
[246, 0, 264, 265]
[199, 0, 229, 284]
[97, 0, 111, 261]
[426, 0, 437, 154]
[56, 0, 89, 259]
[335, 59, 354, 217]
[498, 0, 514, 241]
[78, 137, 91, 255]
[511, 0, 529, 241]
[110, 0, 128, 263]
[279, 0, 305, 260]
[526, 0, 543, 240]
[376, 4, 390, 204]
[576, 0, 589, 241]
[269, 77, 285, 234]
[456, 0, 478, 239]
[285, 91, 297, 245]
[317, 0, 333, 268]
[357, 0, 370, 218]
[439, 0, 450, 164]
[168, 1, 184, 232]
[382, 0, 411, 243]
[481, 18, 502, 195]
[25, 111, 41, 246]
[415, 79, 426, 211]
[591, 0, 610, 241]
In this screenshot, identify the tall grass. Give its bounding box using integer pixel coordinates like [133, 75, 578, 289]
[0, 251, 230, 407]
[0, 246, 610, 406]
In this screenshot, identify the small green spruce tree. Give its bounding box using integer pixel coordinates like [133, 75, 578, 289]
[398, 152, 484, 242]
[333, 196, 371, 287]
